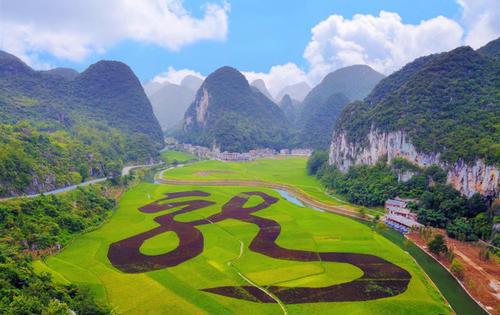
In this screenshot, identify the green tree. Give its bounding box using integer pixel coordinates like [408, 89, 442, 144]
[427, 234, 447, 256]
[307, 151, 329, 175]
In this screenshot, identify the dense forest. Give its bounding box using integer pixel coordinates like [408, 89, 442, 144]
[0, 121, 157, 197]
[0, 50, 163, 196]
[334, 38, 500, 165]
[180, 66, 290, 152]
[0, 185, 115, 314]
[297, 93, 350, 149]
[308, 152, 498, 245]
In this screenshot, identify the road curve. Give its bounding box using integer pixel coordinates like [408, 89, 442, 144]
[1, 163, 163, 201]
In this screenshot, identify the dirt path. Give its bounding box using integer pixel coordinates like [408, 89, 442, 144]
[157, 178, 371, 221]
[408, 230, 499, 314]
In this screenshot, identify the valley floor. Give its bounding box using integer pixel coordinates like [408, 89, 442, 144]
[32, 156, 479, 314]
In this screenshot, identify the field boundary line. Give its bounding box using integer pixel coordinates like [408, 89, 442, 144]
[234, 269, 288, 315]
[158, 178, 372, 221]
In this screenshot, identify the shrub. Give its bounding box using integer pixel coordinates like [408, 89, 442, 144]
[450, 258, 465, 280]
[428, 234, 447, 256]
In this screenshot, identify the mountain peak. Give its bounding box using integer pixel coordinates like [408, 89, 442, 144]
[477, 37, 500, 58]
[182, 66, 289, 152]
[76, 60, 142, 97]
[0, 50, 33, 76]
[276, 82, 311, 102]
[203, 66, 249, 89]
[321, 64, 384, 88]
[251, 79, 274, 101]
[42, 67, 79, 80]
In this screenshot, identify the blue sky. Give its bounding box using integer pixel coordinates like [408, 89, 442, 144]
[1, 0, 498, 93]
[42, 0, 461, 81]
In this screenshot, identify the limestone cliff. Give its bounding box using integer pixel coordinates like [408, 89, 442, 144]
[329, 128, 498, 197]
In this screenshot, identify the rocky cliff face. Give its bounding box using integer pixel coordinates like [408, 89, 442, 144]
[329, 128, 498, 197]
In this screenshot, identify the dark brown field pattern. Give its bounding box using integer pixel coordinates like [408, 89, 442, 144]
[107, 190, 411, 303]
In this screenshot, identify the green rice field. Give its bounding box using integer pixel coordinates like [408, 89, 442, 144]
[35, 180, 451, 314]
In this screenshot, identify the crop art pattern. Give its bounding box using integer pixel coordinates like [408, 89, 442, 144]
[108, 191, 411, 303]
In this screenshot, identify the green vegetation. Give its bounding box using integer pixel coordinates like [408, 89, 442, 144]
[0, 121, 157, 197]
[374, 227, 486, 315]
[450, 259, 465, 280]
[298, 93, 350, 149]
[161, 150, 196, 164]
[296, 65, 384, 149]
[306, 150, 329, 175]
[0, 185, 115, 313]
[335, 41, 500, 165]
[37, 183, 450, 314]
[427, 235, 448, 256]
[179, 67, 290, 152]
[310, 156, 495, 243]
[163, 156, 368, 211]
[0, 50, 163, 197]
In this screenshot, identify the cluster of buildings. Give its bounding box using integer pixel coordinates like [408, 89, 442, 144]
[384, 197, 422, 233]
[173, 143, 313, 162]
[218, 148, 312, 161]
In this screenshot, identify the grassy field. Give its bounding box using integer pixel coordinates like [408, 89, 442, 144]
[161, 149, 196, 164]
[36, 182, 450, 314]
[162, 156, 384, 215]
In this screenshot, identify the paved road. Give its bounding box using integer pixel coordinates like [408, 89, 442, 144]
[121, 162, 164, 176]
[1, 163, 163, 200]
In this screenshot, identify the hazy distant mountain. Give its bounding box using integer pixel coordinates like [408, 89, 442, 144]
[276, 82, 311, 102]
[279, 94, 300, 124]
[145, 81, 197, 130]
[182, 66, 290, 152]
[143, 81, 164, 96]
[298, 65, 383, 126]
[296, 65, 383, 148]
[251, 79, 274, 101]
[180, 75, 203, 92]
[41, 67, 79, 80]
[301, 65, 384, 113]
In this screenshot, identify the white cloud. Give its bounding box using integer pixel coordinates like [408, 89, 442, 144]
[243, 63, 308, 97]
[458, 0, 500, 48]
[303, 11, 464, 80]
[0, 0, 230, 67]
[151, 67, 204, 84]
[239, 3, 498, 89]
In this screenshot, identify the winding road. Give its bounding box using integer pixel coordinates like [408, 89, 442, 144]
[1, 163, 163, 201]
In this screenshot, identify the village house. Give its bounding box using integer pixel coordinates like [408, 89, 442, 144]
[384, 197, 422, 233]
[249, 148, 276, 158]
[218, 151, 252, 161]
[290, 148, 313, 156]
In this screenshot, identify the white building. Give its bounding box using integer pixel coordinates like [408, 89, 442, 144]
[384, 197, 422, 233]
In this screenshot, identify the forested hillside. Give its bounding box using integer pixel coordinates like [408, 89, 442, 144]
[334, 39, 500, 165]
[0, 50, 163, 197]
[0, 186, 114, 313]
[297, 65, 384, 149]
[298, 93, 350, 149]
[181, 66, 290, 152]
